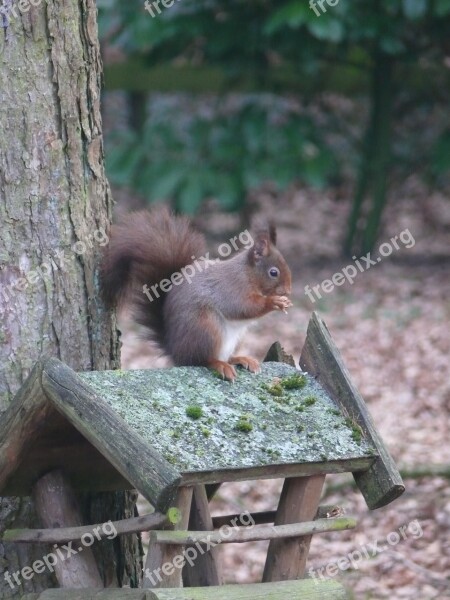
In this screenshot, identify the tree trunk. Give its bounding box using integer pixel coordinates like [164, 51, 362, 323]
[343, 49, 394, 256]
[0, 0, 141, 596]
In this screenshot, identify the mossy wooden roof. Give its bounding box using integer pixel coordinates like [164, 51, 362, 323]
[80, 364, 374, 478]
[0, 313, 404, 511]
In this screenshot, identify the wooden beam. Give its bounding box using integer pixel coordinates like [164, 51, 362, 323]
[212, 504, 343, 528]
[41, 358, 181, 511]
[151, 578, 351, 599]
[205, 483, 222, 500]
[2, 505, 342, 544]
[1, 406, 135, 497]
[263, 341, 295, 366]
[180, 455, 374, 486]
[149, 516, 356, 545]
[300, 312, 405, 509]
[143, 486, 193, 589]
[183, 485, 222, 586]
[32, 470, 103, 588]
[21, 578, 351, 599]
[22, 593, 153, 600]
[212, 509, 278, 529]
[0, 361, 52, 491]
[2, 512, 167, 544]
[263, 474, 326, 581]
[103, 63, 313, 94]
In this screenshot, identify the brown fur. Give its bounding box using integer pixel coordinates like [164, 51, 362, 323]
[100, 207, 292, 379]
[100, 206, 206, 346]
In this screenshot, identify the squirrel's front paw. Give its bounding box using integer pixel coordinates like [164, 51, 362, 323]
[269, 295, 293, 313]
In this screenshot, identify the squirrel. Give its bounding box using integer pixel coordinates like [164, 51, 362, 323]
[101, 206, 292, 381]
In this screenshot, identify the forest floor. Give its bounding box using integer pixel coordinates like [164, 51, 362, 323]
[118, 181, 450, 599]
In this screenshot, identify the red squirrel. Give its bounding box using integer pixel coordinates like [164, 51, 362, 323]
[101, 206, 292, 381]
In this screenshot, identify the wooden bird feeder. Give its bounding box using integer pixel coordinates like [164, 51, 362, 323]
[0, 313, 404, 599]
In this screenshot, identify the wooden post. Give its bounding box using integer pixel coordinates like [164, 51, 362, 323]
[32, 470, 103, 588]
[143, 486, 193, 589]
[262, 475, 325, 582]
[183, 485, 222, 586]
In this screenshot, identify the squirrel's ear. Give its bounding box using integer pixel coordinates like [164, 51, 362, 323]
[249, 230, 271, 263]
[249, 217, 277, 263]
[251, 217, 277, 245]
[268, 222, 277, 246]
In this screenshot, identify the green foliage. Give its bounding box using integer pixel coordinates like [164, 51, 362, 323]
[99, 0, 449, 67]
[431, 130, 450, 178]
[106, 97, 337, 212]
[99, 0, 450, 227]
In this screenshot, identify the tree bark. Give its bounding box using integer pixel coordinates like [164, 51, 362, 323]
[0, 0, 141, 596]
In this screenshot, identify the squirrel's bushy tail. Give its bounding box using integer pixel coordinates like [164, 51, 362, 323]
[101, 206, 206, 345]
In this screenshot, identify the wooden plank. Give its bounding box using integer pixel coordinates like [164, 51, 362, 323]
[150, 515, 356, 544]
[263, 341, 296, 366]
[183, 485, 222, 586]
[0, 361, 53, 491]
[180, 456, 374, 486]
[33, 470, 103, 588]
[21, 592, 155, 600]
[299, 312, 405, 509]
[143, 486, 193, 589]
[21, 579, 350, 600]
[41, 358, 181, 511]
[263, 475, 325, 582]
[1, 407, 134, 497]
[152, 579, 350, 599]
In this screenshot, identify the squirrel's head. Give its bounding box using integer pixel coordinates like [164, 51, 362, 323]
[247, 222, 292, 297]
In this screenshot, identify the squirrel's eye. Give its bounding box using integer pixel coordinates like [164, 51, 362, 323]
[268, 267, 280, 278]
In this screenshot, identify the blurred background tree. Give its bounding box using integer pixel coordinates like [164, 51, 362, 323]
[97, 0, 450, 255]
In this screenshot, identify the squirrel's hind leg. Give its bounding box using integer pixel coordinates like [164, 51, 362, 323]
[207, 359, 237, 381]
[167, 307, 237, 381]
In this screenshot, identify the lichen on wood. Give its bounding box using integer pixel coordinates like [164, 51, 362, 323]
[80, 362, 375, 475]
